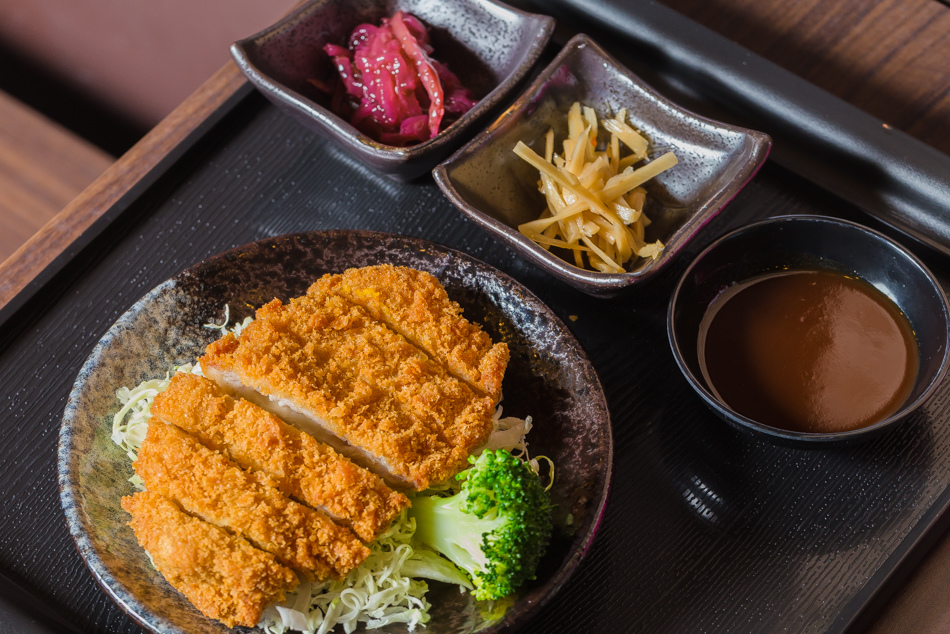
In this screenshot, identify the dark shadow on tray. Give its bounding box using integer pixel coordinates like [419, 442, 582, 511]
[320, 141, 420, 193]
[590, 375, 937, 631]
[657, 399, 935, 542]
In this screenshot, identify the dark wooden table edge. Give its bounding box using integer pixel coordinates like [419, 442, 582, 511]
[0, 61, 253, 328]
[837, 482, 950, 632]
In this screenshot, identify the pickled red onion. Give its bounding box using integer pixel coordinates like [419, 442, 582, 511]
[313, 11, 476, 146]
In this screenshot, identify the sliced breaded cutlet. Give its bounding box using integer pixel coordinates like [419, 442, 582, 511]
[121, 491, 298, 628]
[309, 265, 509, 402]
[151, 372, 410, 542]
[134, 420, 369, 580]
[200, 291, 496, 490]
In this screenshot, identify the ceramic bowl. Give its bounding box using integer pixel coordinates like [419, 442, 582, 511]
[59, 230, 612, 633]
[230, 0, 554, 182]
[668, 215, 950, 445]
[433, 33, 772, 296]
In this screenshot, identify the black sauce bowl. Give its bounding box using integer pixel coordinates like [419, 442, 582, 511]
[668, 215, 950, 445]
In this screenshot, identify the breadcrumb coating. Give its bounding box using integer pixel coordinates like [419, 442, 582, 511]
[134, 421, 369, 580]
[151, 372, 410, 541]
[121, 491, 298, 628]
[309, 265, 509, 402]
[201, 290, 495, 490]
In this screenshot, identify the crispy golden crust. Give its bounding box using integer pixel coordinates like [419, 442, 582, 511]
[121, 491, 298, 628]
[134, 421, 369, 579]
[309, 265, 509, 402]
[151, 372, 410, 541]
[200, 291, 495, 490]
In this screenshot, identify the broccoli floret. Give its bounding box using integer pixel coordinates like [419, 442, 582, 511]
[409, 449, 553, 601]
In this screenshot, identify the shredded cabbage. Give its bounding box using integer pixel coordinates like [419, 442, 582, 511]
[112, 363, 203, 489]
[482, 407, 533, 457]
[483, 408, 553, 490]
[112, 375, 171, 461]
[260, 511, 463, 634]
[203, 304, 253, 337]
[112, 305, 250, 483]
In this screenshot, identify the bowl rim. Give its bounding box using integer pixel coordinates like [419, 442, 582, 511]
[667, 213, 950, 444]
[57, 229, 615, 633]
[433, 32, 772, 294]
[230, 0, 555, 161]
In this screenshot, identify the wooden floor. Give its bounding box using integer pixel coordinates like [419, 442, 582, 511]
[0, 90, 113, 264]
[659, 0, 950, 157]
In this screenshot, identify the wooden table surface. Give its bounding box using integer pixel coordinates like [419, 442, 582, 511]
[0, 91, 113, 264]
[661, 0, 950, 158]
[0, 0, 948, 631]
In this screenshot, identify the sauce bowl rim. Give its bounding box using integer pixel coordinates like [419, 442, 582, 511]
[667, 213, 950, 444]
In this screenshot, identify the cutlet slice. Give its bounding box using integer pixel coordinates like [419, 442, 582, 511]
[200, 292, 495, 490]
[134, 421, 369, 580]
[121, 491, 298, 628]
[151, 372, 410, 542]
[309, 265, 509, 402]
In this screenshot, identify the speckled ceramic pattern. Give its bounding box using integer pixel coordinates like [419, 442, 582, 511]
[58, 230, 611, 634]
[433, 34, 773, 296]
[230, 0, 554, 181]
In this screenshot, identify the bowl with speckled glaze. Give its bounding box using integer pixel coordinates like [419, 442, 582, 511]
[433, 33, 772, 296]
[59, 230, 612, 633]
[230, 0, 554, 182]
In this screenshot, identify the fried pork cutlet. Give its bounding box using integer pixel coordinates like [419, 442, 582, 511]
[135, 421, 370, 580]
[309, 265, 509, 402]
[121, 491, 298, 628]
[151, 372, 410, 542]
[201, 291, 496, 490]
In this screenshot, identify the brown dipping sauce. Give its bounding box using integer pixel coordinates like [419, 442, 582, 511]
[698, 269, 919, 433]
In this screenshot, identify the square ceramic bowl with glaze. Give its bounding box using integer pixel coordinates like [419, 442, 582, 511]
[433, 34, 772, 296]
[231, 0, 555, 182]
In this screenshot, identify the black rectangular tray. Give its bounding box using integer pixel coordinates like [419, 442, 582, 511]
[3, 2, 950, 633]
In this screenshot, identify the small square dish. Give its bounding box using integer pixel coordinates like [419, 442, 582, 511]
[433, 33, 772, 296]
[230, 0, 554, 182]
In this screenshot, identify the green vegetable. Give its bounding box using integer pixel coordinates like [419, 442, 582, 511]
[409, 449, 553, 601]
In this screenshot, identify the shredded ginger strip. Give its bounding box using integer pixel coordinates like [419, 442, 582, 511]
[515, 102, 677, 273]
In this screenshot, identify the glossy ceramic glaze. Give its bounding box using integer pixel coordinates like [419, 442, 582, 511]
[668, 215, 950, 444]
[433, 33, 772, 296]
[58, 230, 611, 633]
[231, 0, 554, 181]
